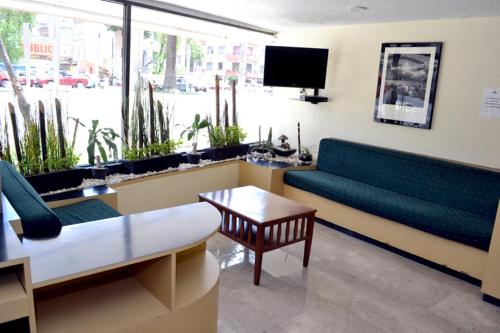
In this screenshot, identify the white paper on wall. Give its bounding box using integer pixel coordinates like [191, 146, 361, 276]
[480, 87, 500, 119]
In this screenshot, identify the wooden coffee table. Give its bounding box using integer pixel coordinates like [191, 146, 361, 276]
[198, 186, 317, 285]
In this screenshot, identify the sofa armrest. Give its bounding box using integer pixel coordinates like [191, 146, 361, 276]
[481, 199, 500, 299]
[43, 185, 118, 211]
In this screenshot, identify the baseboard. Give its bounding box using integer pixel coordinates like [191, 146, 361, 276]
[315, 218, 482, 287]
[482, 294, 500, 307]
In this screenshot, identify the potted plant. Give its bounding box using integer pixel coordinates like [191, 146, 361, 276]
[9, 98, 91, 194]
[205, 115, 248, 161]
[121, 81, 183, 174]
[181, 113, 209, 164]
[249, 127, 274, 157]
[121, 140, 182, 173]
[85, 119, 120, 179]
[299, 146, 313, 164]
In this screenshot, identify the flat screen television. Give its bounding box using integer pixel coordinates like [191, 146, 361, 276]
[263, 46, 329, 89]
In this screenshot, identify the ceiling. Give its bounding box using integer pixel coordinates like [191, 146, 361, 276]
[154, 0, 500, 32]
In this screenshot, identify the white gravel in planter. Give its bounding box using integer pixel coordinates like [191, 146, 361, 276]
[40, 156, 246, 197]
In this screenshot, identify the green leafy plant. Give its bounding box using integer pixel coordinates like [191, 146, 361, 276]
[147, 140, 181, 156]
[86, 120, 120, 165]
[224, 125, 247, 146]
[20, 120, 42, 176]
[44, 147, 79, 172]
[208, 125, 225, 148]
[0, 115, 12, 163]
[266, 127, 273, 148]
[181, 114, 209, 153]
[124, 83, 180, 161]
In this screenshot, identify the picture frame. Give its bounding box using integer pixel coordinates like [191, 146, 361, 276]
[374, 42, 442, 129]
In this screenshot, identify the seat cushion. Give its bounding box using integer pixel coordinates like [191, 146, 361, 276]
[284, 170, 494, 250]
[53, 199, 121, 226]
[0, 161, 62, 238]
[316, 138, 500, 220]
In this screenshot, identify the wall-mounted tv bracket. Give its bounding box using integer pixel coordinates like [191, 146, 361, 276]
[299, 88, 328, 104]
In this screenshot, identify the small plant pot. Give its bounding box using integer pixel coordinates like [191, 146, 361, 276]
[186, 152, 201, 164]
[91, 167, 108, 180]
[299, 152, 313, 164]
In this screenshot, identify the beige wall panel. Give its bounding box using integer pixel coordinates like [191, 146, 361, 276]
[481, 201, 500, 298]
[283, 185, 488, 279]
[113, 162, 240, 214]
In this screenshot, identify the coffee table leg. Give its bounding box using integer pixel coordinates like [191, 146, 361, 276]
[254, 227, 264, 285]
[303, 215, 315, 267]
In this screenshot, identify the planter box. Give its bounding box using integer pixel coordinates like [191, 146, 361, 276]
[120, 153, 183, 174]
[104, 161, 129, 175]
[204, 144, 250, 161]
[26, 167, 92, 194]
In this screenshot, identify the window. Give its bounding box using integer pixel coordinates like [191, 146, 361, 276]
[0, 0, 273, 170]
[127, 7, 273, 149]
[247, 46, 253, 56]
[0, 1, 123, 166]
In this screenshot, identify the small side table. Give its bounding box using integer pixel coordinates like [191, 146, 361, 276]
[199, 186, 317, 285]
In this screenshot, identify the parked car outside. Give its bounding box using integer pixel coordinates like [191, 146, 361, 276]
[0, 71, 8, 88]
[18, 71, 39, 87]
[37, 70, 89, 88]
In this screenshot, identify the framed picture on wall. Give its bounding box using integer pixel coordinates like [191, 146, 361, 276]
[373, 42, 442, 129]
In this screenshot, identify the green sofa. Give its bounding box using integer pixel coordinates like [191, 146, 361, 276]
[0, 161, 121, 238]
[284, 138, 500, 251]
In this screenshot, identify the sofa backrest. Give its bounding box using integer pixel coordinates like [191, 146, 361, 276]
[0, 161, 62, 238]
[317, 138, 500, 220]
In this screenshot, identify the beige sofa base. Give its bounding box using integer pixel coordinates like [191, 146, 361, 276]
[283, 185, 488, 280]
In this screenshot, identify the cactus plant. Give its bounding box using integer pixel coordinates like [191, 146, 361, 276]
[38, 101, 47, 164]
[215, 75, 220, 127]
[231, 80, 237, 126]
[55, 98, 66, 158]
[148, 81, 156, 145]
[8, 103, 23, 172]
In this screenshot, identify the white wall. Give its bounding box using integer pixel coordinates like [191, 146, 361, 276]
[249, 17, 500, 169]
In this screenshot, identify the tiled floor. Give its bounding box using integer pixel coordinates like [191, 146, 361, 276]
[207, 222, 500, 333]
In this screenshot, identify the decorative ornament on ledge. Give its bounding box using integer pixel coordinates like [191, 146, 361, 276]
[272, 134, 297, 157]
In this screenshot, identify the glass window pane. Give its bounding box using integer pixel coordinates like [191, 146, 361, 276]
[130, 6, 274, 153]
[0, 0, 123, 172]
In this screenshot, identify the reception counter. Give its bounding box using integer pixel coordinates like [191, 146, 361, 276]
[0, 199, 221, 333]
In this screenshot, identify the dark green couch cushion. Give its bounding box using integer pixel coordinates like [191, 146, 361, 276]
[316, 138, 500, 220]
[284, 170, 494, 250]
[53, 199, 121, 226]
[0, 161, 62, 238]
